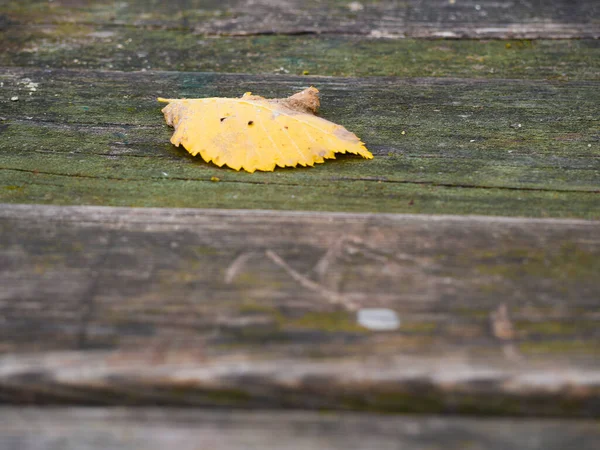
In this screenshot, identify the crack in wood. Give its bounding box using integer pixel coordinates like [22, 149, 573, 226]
[3, 167, 598, 194]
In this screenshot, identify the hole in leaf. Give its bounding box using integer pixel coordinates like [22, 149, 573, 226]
[248, 121, 254, 126]
[220, 117, 227, 122]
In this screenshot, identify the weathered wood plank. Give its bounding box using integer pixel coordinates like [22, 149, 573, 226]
[2, 26, 599, 80]
[3, 0, 600, 39]
[1, 204, 599, 415]
[1, 68, 598, 218]
[2, 408, 600, 450]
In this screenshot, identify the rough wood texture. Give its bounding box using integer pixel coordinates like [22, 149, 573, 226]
[1, 68, 599, 218]
[2, 26, 599, 79]
[2, 408, 600, 450]
[1, 204, 599, 415]
[3, 0, 600, 38]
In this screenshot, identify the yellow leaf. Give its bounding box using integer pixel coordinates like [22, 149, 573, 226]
[158, 87, 373, 173]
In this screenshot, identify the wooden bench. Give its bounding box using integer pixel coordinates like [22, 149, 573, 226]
[1, 1, 599, 448]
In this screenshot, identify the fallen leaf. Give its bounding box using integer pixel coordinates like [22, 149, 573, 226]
[158, 87, 373, 173]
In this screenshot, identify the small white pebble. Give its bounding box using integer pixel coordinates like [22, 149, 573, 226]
[348, 1, 364, 12]
[475, 4, 481, 10]
[10, 96, 18, 101]
[162, 172, 168, 176]
[357, 308, 400, 331]
[588, 144, 592, 148]
[470, 139, 475, 142]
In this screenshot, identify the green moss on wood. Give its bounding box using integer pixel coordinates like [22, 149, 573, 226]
[474, 244, 600, 282]
[3, 169, 600, 218]
[1, 68, 598, 218]
[2, 27, 599, 80]
[320, 385, 600, 416]
[238, 304, 366, 334]
[398, 322, 438, 333]
[285, 311, 367, 333]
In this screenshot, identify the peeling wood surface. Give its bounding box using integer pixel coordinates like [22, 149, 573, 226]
[2, 408, 600, 450]
[1, 68, 599, 218]
[3, 0, 600, 38]
[1, 204, 599, 415]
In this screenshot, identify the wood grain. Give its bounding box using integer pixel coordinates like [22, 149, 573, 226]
[1, 204, 599, 415]
[1, 68, 598, 218]
[3, 28, 599, 80]
[3, 0, 599, 38]
[1, 408, 600, 450]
